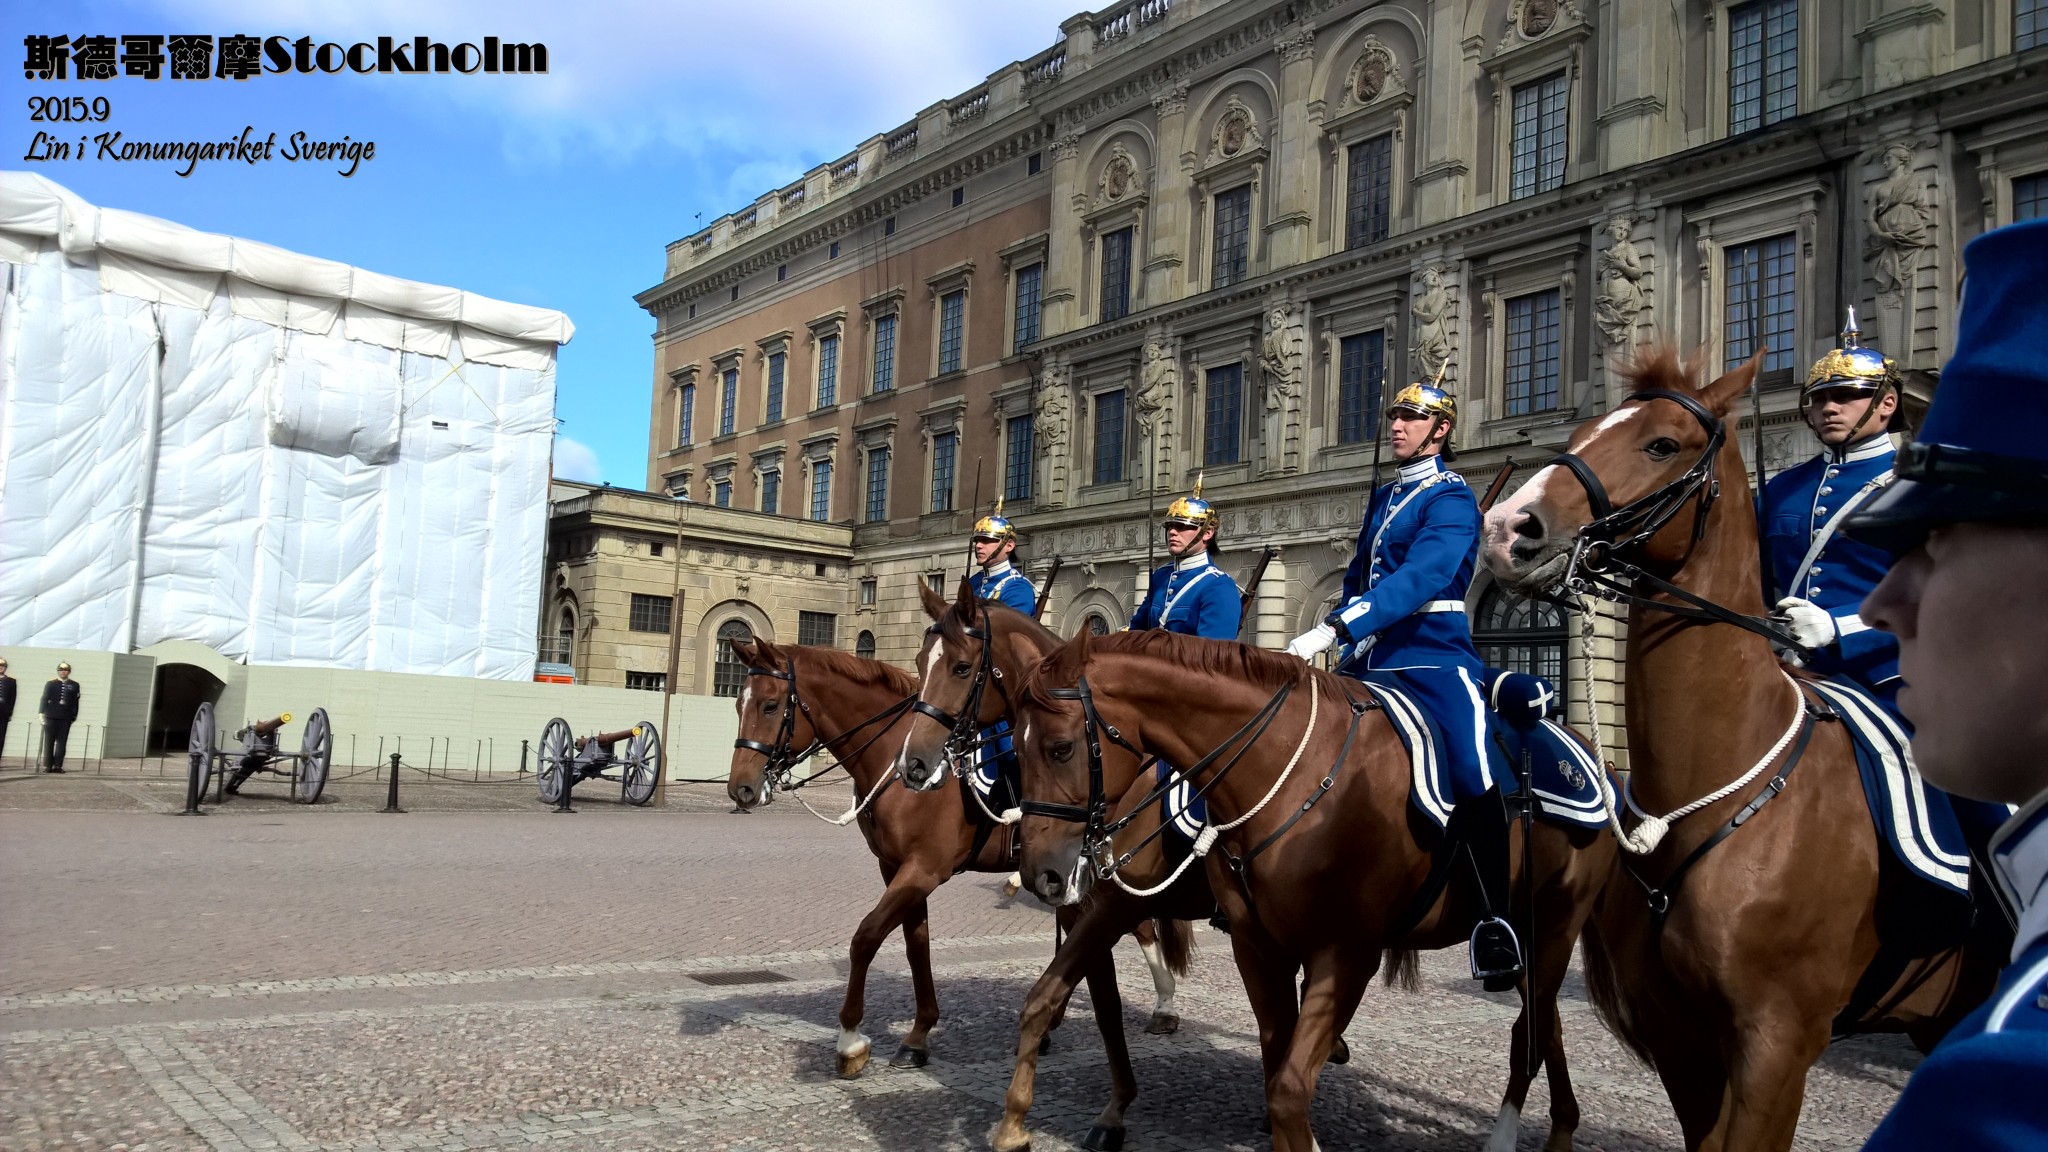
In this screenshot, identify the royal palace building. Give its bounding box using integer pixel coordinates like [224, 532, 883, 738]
[634, 0, 2048, 761]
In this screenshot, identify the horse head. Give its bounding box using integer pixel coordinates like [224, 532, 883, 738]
[726, 636, 803, 810]
[1483, 345, 1763, 596]
[1011, 626, 1109, 904]
[895, 577, 993, 792]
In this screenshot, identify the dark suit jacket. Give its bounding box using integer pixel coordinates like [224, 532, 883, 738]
[0, 675, 14, 720]
[40, 679, 80, 722]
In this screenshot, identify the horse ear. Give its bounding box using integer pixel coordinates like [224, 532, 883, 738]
[918, 579, 949, 621]
[752, 637, 781, 667]
[1701, 346, 1766, 415]
[728, 637, 759, 668]
[955, 575, 979, 615]
[1046, 626, 1092, 687]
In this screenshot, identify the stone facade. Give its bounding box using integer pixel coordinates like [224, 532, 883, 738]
[640, 0, 2048, 761]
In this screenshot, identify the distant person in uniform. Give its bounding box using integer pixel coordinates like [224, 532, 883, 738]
[0, 657, 15, 765]
[39, 661, 80, 773]
[1848, 218, 2048, 1149]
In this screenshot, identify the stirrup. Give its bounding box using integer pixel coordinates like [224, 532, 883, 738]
[1469, 916, 1523, 992]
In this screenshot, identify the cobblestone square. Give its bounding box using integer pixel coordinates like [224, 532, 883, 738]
[0, 777, 1914, 1150]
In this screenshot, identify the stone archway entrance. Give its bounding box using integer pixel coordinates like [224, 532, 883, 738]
[150, 664, 225, 753]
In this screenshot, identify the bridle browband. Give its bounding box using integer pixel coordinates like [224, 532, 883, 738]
[731, 661, 916, 793]
[1546, 389, 1812, 656]
[907, 605, 1025, 784]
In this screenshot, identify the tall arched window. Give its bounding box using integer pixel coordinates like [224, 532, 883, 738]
[1472, 587, 1567, 694]
[713, 620, 754, 697]
[549, 606, 575, 666]
[1085, 613, 1112, 637]
[855, 630, 877, 660]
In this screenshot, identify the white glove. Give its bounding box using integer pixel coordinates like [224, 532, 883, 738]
[1285, 624, 1338, 661]
[1772, 597, 1837, 654]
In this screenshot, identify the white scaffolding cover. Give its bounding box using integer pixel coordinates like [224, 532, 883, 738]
[0, 173, 571, 679]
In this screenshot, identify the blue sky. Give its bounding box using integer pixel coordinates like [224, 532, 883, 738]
[3, 0, 1082, 484]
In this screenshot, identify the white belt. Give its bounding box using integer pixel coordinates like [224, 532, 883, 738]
[1419, 600, 1465, 613]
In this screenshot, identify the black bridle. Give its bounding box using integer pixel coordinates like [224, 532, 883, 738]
[906, 609, 1017, 785]
[731, 662, 916, 794]
[1546, 388, 1811, 656]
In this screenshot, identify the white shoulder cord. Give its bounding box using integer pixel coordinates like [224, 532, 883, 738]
[789, 761, 900, 827]
[1110, 677, 1322, 897]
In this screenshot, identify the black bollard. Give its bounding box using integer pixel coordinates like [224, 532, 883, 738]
[553, 765, 576, 814]
[180, 752, 205, 815]
[519, 739, 529, 775]
[382, 752, 405, 813]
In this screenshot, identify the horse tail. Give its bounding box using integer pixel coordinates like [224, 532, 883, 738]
[1381, 948, 1421, 991]
[1578, 914, 1655, 1066]
[1156, 917, 1196, 976]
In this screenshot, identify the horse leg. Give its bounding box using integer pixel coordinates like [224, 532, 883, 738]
[837, 868, 938, 1078]
[1715, 1011, 1833, 1152]
[1269, 950, 1371, 1152]
[891, 897, 938, 1067]
[1079, 941, 1137, 1152]
[993, 895, 1143, 1152]
[1495, 837, 1602, 1152]
[1132, 919, 1180, 1034]
[1227, 931, 1302, 1138]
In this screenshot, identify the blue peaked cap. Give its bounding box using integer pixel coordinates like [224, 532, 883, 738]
[1844, 217, 2048, 551]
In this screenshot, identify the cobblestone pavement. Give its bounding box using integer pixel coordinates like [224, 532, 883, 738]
[1, 783, 1916, 1151]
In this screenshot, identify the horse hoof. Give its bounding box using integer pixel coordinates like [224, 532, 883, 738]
[1144, 1013, 1180, 1035]
[890, 1043, 930, 1068]
[1327, 1036, 1351, 1064]
[837, 1042, 872, 1079]
[1082, 1124, 1125, 1152]
[989, 1125, 1032, 1152]
[1037, 1033, 1053, 1055]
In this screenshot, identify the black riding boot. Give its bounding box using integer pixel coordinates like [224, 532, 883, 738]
[1462, 789, 1524, 992]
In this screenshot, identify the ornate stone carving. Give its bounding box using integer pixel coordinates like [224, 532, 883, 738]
[1207, 96, 1265, 166]
[1866, 142, 1935, 297]
[1259, 302, 1307, 474]
[1595, 213, 1649, 349]
[1134, 338, 1180, 491]
[1150, 81, 1189, 117]
[1343, 35, 1406, 107]
[1499, 0, 1584, 52]
[1410, 264, 1457, 381]
[1034, 364, 1072, 508]
[1098, 142, 1141, 204]
[1276, 26, 1316, 64]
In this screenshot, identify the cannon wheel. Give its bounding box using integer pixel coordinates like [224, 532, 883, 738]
[188, 701, 218, 799]
[537, 717, 573, 804]
[294, 708, 332, 804]
[620, 721, 662, 806]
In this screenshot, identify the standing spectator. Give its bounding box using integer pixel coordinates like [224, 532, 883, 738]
[39, 662, 79, 773]
[0, 657, 15, 766]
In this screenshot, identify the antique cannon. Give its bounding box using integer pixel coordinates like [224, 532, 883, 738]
[535, 717, 661, 806]
[188, 702, 332, 804]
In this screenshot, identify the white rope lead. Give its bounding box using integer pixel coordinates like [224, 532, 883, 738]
[787, 760, 899, 827]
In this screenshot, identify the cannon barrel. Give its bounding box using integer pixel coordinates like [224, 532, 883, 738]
[576, 725, 643, 750]
[250, 713, 293, 737]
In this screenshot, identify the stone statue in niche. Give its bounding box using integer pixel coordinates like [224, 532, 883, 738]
[1344, 36, 1404, 107]
[1259, 303, 1307, 474]
[1500, 0, 1582, 51]
[1099, 142, 1139, 204]
[1135, 339, 1179, 490]
[1034, 365, 1072, 508]
[1866, 142, 1934, 297]
[1207, 96, 1265, 165]
[1595, 214, 1649, 349]
[1411, 265, 1455, 381]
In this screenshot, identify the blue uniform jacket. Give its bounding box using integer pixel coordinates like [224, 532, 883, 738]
[971, 563, 1037, 616]
[1327, 456, 1483, 673]
[1760, 436, 1902, 688]
[1130, 554, 1242, 639]
[1863, 791, 2048, 1148]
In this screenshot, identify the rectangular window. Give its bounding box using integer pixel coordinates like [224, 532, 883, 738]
[816, 334, 839, 408]
[859, 578, 877, 607]
[2016, 173, 2048, 221]
[1013, 264, 1043, 351]
[1211, 185, 1252, 289]
[1729, 0, 1798, 135]
[930, 431, 957, 512]
[676, 382, 695, 447]
[1100, 227, 1133, 321]
[1724, 233, 1798, 372]
[1004, 414, 1034, 503]
[864, 447, 890, 522]
[1337, 331, 1386, 445]
[872, 314, 897, 393]
[628, 593, 673, 635]
[1345, 134, 1393, 249]
[759, 469, 779, 515]
[1092, 390, 1126, 484]
[713, 479, 732, 508]
[927, 573, 946, 595]
[809, 460, 833, 521]
[1203, 364, 1244, 465]
[2025, 0, 2048, 50]
[937, 290, 965, 375]
[1028, 152, 1042, 176]
[797, 611, 837, 648]
[719, 368, 738, 437]
[1504, 290, 1564, 416]
[1509, 72, 1570, 199]
[625, 671, 667, 692]
[765, 351, 785, 423]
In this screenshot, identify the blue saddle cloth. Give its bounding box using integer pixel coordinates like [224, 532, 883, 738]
[969, 722, 1020, 817]
[1805, 679, 1975, 896]
[1365, 673, 1608, 830]
[1156, 760, 1206, 843]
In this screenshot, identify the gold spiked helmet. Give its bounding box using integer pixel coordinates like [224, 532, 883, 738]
[1163, 472, 1219, 533]
[971, 496, 1017, 544]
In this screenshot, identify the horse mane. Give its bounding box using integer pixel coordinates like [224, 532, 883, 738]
[789, 643, 918, 695]
[936, 596, 1059, 651]
[1021, 629, 1310, 712]
[1614, 343, 1708, 396]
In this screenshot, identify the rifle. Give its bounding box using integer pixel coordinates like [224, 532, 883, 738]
[1235, 545, 1279, 640]
[961, 464, 984, 587]
[1477, 457, 1519, 513]
[1032, 555, 1061, 622]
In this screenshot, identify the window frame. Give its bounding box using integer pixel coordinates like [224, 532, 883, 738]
[864, 444, 891, 523]
[1344, 132, 1394, 250]
[1336, 330, 1386, 446]
[1508, 71, 1570, 200]
[930, 429, 958, 513]
[808, 457, 833, 522]
[1099, 226, 1134, 322]
[1210, 183, 1254, 289]
[711, 619, 753, 698]
[1722, 231, 1799, 375]
[718, 366, 739, 438]
[628, 593, 673, 635]
[1004, 413, 1034, 503]
[1091, 388, 1128, 485]
[1013, 263, 1043, 352]
[936, 289, 966, 375]
[1503, 289, 1565, 417]
[1727, 0, 1799, 136]
[797, 611, 837, 648]
[1203, 363, 1244, 466]
[674, 376, 696, 448]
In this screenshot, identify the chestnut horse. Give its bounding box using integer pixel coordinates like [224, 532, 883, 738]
[1480, 347, 2003, 1150]
[894, 581, 1240, 1152]
[1004, 629, 1614, 1152]
[722, 638, 1185, 1082]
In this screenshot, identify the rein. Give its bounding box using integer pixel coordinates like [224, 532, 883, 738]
[913, 613, 1018, 781]
[732, 662, 917, 825]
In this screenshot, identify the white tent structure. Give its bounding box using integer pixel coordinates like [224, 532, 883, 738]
[0, 172, 572, 680]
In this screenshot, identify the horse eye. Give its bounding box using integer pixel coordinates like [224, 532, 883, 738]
[762, 700, 778, 714]
[1049, 740, 1074, 761]
[952, 661, 972, 677]
[1645, 437, 1680, 460]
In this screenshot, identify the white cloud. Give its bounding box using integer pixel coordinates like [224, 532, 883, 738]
[551, 435, 603, 483]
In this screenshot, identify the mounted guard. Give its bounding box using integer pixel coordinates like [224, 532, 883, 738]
[970, 499, 1036, 615]
[1129, 475, 1242, 638]
[1284, 378, 1522, 989]
[1761, 308, 1906, 708]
